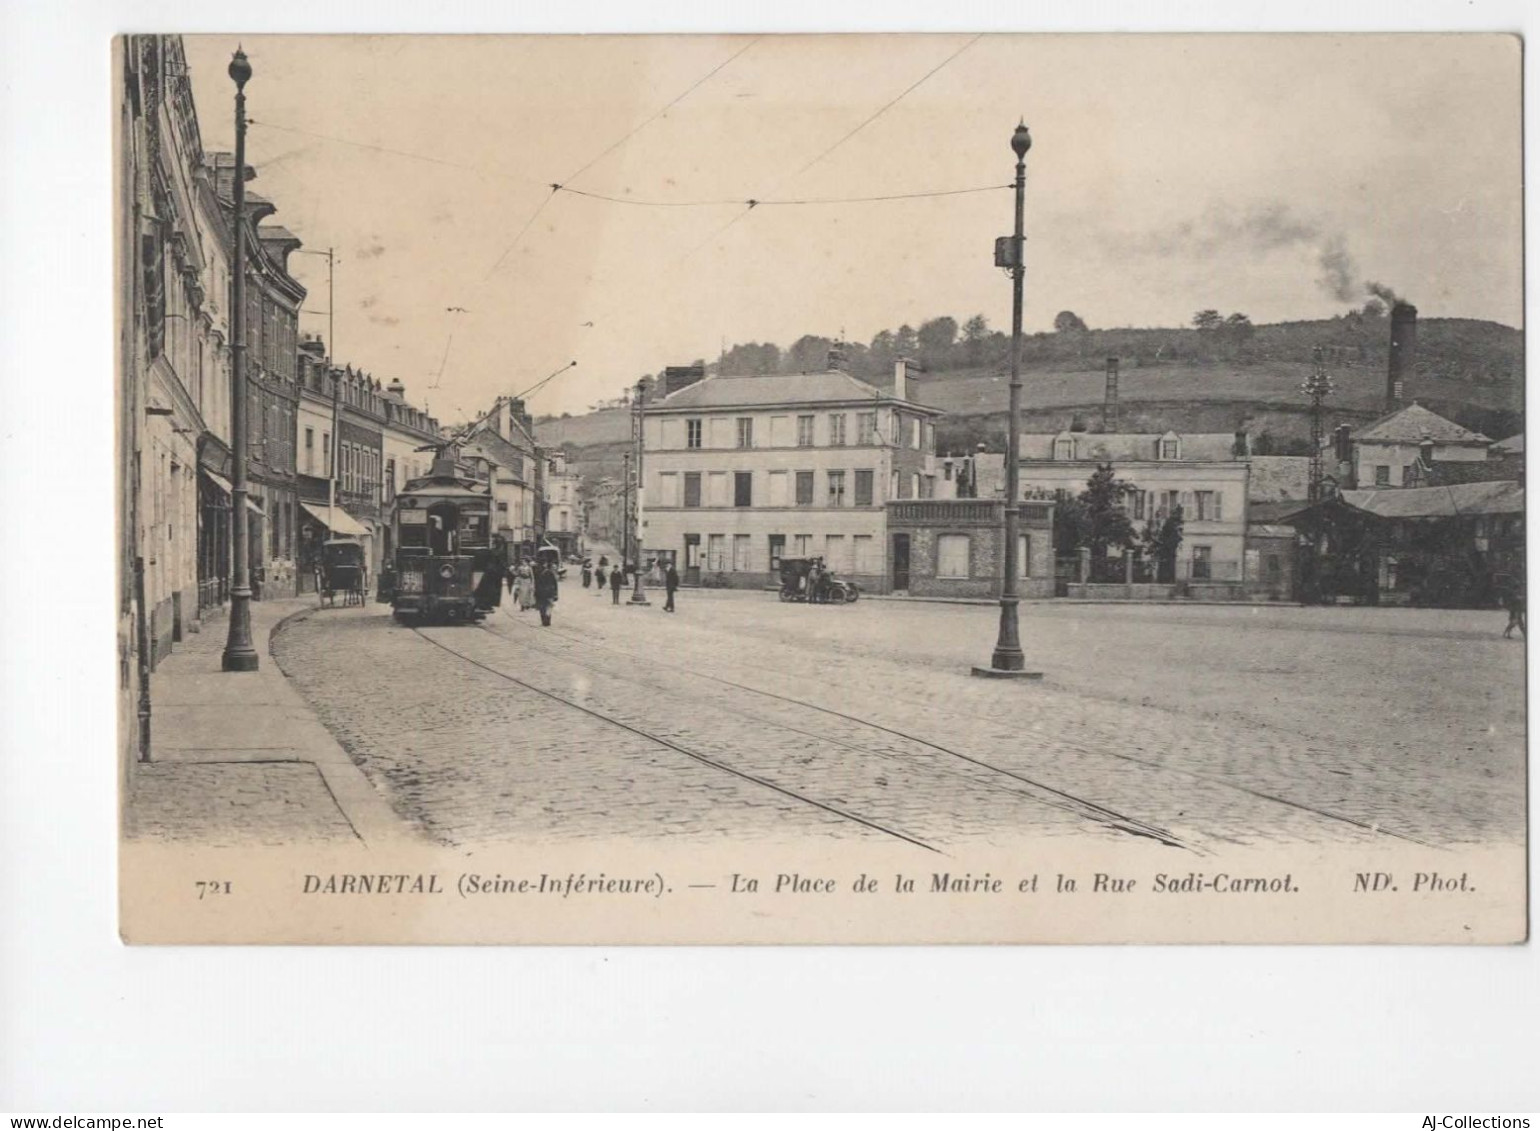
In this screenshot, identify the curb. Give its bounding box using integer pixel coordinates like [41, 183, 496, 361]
[266, 606, 424, 848]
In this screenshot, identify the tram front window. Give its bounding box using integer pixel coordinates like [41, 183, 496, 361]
[427, 503, 458, 555]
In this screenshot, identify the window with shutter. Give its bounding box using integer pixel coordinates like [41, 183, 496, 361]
[937, 534, 970, 579]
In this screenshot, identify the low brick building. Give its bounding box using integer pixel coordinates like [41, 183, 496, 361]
[885, 499, 1055, 599]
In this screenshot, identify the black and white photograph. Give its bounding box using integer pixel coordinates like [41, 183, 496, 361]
[112, 32, 1525, 944]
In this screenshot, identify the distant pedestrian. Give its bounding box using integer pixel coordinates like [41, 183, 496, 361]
[664, 561, 679, 612]
[1503, 584, 1525, 638]
[534, 561, 559, 627]
[581, 560, 593, 589]
[514, 563, 535, 611]
[610, 562, 624, 604]
[594, 564, 607, 592]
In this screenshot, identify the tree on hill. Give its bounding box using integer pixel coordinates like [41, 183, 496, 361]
[1054, 310, 1089, 333]
[917, 316, 958, 370]
[1192, 309, 1223, 333]
[783, 334, 834, 374]
[961, 314, 990, 366]
[1223, 312, 1255, 341]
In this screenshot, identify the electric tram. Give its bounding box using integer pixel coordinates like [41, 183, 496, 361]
[389, 452, 495, 624]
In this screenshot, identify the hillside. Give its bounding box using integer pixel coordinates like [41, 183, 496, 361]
[534, 316, 1523, 478]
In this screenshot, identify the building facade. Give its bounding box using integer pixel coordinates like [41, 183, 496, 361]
[457, 396, 543, 562]
[1019, 430, 1252, 589]
[885, 499, 1056, 598]
[543, 450, 584, 558]
[1329, 403, 1491, 490]
[642, 364, 943, 591]
[209, 153, 307, 599]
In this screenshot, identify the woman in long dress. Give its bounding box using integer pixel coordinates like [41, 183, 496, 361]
[515, 563, 536, 611]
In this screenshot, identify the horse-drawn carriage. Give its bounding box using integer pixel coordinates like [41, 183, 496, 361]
[317, 539, 368, 608]
[778, 556, 860, 603]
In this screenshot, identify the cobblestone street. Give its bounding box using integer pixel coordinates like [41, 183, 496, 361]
[270, 590, 1526, 852]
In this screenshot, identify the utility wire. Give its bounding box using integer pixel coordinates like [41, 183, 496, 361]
[249, 118, 485, 173]
[676, 33, 983, 266]
[555, 182, 1009, 207]
[790, 33, 981, 182]
[562, 37, 761, 187]
[482, 39, 759, 282]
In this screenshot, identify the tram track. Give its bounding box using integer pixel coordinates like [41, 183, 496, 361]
[466, 616, 1199, 853]
[517, 612, 1433, 850]
[408, 624, 944, 853]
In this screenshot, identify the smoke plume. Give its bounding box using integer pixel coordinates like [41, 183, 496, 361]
[1365, 281, 1400, 307]
[1119, 201, 1372, 303]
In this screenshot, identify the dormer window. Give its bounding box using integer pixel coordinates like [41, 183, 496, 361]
[1054, 433, 1076, 461]
[1158, 432, 1181, 461]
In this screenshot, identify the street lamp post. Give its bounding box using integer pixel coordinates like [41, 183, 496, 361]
[629, 378, 650, 605]
[973, 121, 1041, 679]
[222, 48, 259, 672]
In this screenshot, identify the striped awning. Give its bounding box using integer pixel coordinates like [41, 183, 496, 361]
[301, 502, 369, 537]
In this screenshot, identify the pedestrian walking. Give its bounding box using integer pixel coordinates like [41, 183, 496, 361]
[473, 555, 506, 612]
[664, 560, 679, 612]
[514, 562, 535, 611]
[610, 562, 624, 605]
[534, 561, 559, 627]
[594, 563, 607, 593]
[1503, 583, 1526, 638]
[581, 560, 593, 589]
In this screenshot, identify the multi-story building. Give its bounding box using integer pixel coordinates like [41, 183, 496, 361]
[642, 361, 943, 591]
[210, 152, 307, 597]
[1018, 430, 1252, 588]
[543, 450, 583, 558]
[121, 34, 237, 777]
[379, 376, 441, 558]
[1327, 402, 1492, 490]
[456, 396, 544, 562]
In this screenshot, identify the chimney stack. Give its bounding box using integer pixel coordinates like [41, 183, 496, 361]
[1104, 357, 1120, 431]
[387, 377, 405, 397]
[1387, 301, 1417, 411]
[826, 343, 848, 372]
[892, 358, 912, 402]
[1334, 424, 1353, 463]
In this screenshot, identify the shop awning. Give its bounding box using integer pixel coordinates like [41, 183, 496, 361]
[301, 502, 369, 537]
[199, 469, 263, 513]
[200, 468, 234, 495]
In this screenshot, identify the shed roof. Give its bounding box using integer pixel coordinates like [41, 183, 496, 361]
[1340, 480, 1522, 518]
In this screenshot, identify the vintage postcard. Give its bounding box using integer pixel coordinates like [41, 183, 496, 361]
[117, 33, 1526, 944]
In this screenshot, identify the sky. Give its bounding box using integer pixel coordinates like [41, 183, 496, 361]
[182, 34, 1523, 423]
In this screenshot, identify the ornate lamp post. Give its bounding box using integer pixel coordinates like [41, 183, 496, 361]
[628, 377, 651, 605]
[222, 48, 259, 672]
[973, 121, 1041, 679]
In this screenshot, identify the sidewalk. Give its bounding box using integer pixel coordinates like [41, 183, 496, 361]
[122, 597, 415, 848]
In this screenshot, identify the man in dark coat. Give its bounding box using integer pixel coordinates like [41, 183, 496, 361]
[664, 561, 679, 612]
[581, 560, 593, 588]
[533, 562, 560, 626]
[610, 561, 625, 604]
[474, 554, 505, 611]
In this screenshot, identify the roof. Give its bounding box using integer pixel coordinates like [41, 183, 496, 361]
[1340, 480, 1523, 519]
[1354, 402, 1490, 445]
[1493, 433, 1524, 454]
[1247, 524, 1299, 539]
[1019, 432, 1240, 462]
[460, 429, 533, 474]
[1249, 500, 1312, 524]
[650, 370, 939, 414]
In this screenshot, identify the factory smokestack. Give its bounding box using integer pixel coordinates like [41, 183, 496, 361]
[1104, 357, 1120, 431]
[1387, 301, 1417, 412]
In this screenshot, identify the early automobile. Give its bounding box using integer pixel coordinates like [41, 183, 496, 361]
[777, 556, 859, 603]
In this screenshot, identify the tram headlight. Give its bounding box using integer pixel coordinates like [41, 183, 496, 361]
[439, 564, 455, 580]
